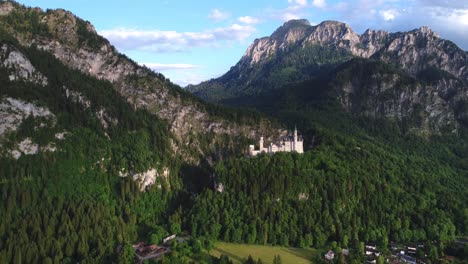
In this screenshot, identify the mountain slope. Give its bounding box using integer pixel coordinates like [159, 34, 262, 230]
[0, 1, 285, 164]
[0, 2, 286, 263]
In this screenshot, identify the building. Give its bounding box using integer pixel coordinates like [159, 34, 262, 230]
[324, 250, 335, 261]
[162, 234, 176, 244]
[401, 255, 416, 264]
[249, 126, 304, 156]
[132, 242, 170, 262]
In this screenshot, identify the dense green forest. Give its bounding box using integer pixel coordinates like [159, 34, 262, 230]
[189, 109, 468, 262]
[0, 34, 183, 262]
[188, 70, 468, 262]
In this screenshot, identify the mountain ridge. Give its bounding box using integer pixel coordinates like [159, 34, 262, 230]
[188, 19, 468, 134]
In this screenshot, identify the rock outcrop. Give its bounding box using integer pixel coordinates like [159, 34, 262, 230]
[0, 97, 54, 137]
[1, 44, 48, 86]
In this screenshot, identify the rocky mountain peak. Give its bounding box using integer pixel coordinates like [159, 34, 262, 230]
[415, 26, 439, 38]
[240, 19, 313, 66]
[316, 20, 348, 28]
[0, 1, 14, 16]
[270, 19, 311, 44]
[308, 20, 359, 46]
[281, 18, 310, 29]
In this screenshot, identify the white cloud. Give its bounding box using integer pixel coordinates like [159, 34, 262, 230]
[141, 63, 198, 71]
[208, 8, 229, 21]
[271, 0, 311, 21]
[213, 24, 256, 40]
[176, 72, 208, 87]
[379, 9, 400, 21]
[138, 63, 208, 86]
[312, 0, 326, 9]
[282, 12, 301, 21]
[99, 24, 256, 52]
[288, 0, 308, 6]
[417, 0, 468, 9]
[443, 8, 468, 26]
[238, 16, 260, 24]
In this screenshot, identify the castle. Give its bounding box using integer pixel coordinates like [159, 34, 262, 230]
[249, 127, 304, 156]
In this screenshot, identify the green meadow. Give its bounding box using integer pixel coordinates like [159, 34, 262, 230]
[209, 242, 317, 263]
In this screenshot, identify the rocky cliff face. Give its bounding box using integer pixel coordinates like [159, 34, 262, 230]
[332, 59, 466, 133]
[190, 19, 468, 133]
[0, 2, 284, 164]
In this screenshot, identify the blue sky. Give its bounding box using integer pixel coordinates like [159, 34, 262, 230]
[16, 0, 468, 86]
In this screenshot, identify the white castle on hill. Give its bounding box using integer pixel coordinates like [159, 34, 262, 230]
[249, 127, 304, 156]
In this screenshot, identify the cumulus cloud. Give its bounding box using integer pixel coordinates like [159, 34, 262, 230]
[441, 8, 468, 26]
[282, 12, 302, 21]
[272, 0, 310, 21]
[208, 8, 230, 21]
[238, 16, 260, 24]
[99, 24, 256, 52]
[417, 0, 468, 9]
[213, 24, 256, 40]
[312, 0, 326, 9]
[288, 0, 308, 6]
[379, 9, 399, 21]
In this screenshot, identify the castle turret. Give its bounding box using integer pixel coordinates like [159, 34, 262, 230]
[294, 126, 298, 140]
[293, 126, 298, 151]
[249, 145, 254, 155]
[259, 136, 264, 151]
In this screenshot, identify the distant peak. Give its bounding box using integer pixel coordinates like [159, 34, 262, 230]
[283, 19, 311, 27]
[318, 20, 348, 27]
[0, 1, 15, 16]
[271, 19, 311, 39]
[314, 20, 354, 34]
[415, 26, 440, 38]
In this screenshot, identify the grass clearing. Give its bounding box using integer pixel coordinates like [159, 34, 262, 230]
[208, 242, 317, 264]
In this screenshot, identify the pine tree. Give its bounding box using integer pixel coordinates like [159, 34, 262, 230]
[13, 248, 21, 264]
[273, 255, 282, 264]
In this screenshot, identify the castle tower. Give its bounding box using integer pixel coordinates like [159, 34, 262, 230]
[249, 145, 254, 155]
[293, 125, 298, 151]
[294, 125, 298, 141]
[259, 136, 264, 152]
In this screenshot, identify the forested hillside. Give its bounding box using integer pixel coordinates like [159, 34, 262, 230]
[0, 27, 185, 262]
[0, 2, 289, 262]
[189, 107, 468, 262]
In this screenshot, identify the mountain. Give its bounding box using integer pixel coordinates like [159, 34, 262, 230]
[0, 3, 285, 262]
[0, 1, 285, 165]
[188, 19, 468, 133]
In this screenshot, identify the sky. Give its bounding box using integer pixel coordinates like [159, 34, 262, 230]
[15, 0, 468, 86]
